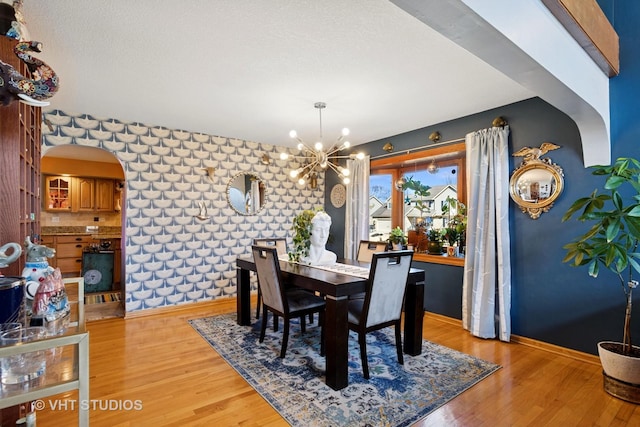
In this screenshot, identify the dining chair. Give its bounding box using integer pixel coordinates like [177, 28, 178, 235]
[252, 238, 287, 321]
[350, 240, 390, 301]
[356, 240, 389, 263]
[347, 250, 414, 379]
[252, 245, 326, 358]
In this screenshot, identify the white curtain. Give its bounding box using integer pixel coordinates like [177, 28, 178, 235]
[344, 155, 370, 260]
[462, 126, 512, 341]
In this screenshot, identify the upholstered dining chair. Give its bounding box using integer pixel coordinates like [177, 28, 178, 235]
[347, 250, 414, 379]
[252, 245, 326, 358]
[350, 240, 389, 301]
[253, 238, 287, 320]
[356, 240, 389, 263]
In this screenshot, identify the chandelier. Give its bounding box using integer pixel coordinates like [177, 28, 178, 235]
[280, 102, 363, 186]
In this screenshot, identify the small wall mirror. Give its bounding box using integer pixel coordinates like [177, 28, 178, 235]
[509, 143, 564, 219]
[226, 172, 266, 215]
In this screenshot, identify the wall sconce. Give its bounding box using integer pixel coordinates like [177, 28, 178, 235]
[309, 173, 318, 189]
[202, 166, 215, 182]
[492, 116, 508, 127]
[429, 131, 441, 143]
[260, 154, 271, 165]
[382, 142, 394, 152]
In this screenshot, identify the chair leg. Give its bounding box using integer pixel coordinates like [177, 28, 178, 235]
[308, 313, 314, 324]
[259, 307, 268, 343]
[256, 284, 262, 319]
[300, 315, 306, 333]
[280, 318, 290, 358]
[273, 315, 279, 331]
[395, 322, 404, 365]
[359, 332, 370, 379]
[319, 311, 325, 356]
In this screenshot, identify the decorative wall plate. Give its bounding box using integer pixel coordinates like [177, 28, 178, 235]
[330, 183, 346, 208]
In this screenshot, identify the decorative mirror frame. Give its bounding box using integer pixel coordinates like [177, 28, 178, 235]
[509, 143, 564, 219]
[226, 172, 267, 215]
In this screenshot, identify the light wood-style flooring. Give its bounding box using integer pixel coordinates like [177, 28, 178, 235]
[36, 298, 640, 426]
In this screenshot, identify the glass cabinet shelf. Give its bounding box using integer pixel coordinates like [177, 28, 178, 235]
[0, 277, 88, 425]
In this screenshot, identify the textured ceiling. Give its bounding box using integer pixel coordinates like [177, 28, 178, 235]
[22, 0, 533, 151]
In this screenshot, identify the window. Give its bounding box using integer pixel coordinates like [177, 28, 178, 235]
[368, 142, 466, 244]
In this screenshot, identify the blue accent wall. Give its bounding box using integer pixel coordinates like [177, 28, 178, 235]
[325, 3, 640, 356]
[330, 81, 640, 355]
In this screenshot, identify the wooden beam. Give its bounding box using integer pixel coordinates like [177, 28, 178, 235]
[542, 0, 619, 76]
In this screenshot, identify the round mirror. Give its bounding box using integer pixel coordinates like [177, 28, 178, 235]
[226, 172, 266, 215]
[509, 160, 564, 219]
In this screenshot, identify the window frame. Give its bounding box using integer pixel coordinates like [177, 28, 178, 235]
[370, 141, 466, 266]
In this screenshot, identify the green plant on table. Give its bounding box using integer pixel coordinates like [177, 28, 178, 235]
[289, 207, 324, 263]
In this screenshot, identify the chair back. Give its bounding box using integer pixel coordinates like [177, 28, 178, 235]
[356, 240, 388, 263]
[363, 250, 413, 328]
[251, 245, 286, 313]
[253, 238, 287, 256]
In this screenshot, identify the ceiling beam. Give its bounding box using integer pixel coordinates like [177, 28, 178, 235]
[392, 0, 611, 167]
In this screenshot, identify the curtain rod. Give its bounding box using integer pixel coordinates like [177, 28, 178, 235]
[369, 137, 465, 160]
[368, 116, 507, 160]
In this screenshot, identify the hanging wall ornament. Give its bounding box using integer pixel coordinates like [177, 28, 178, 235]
[0, 2, 59, 106]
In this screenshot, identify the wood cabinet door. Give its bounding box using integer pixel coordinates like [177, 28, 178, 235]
[75, 177, 95, 211]
[95, 179, 114, 212]
[45, 176, 73, 211]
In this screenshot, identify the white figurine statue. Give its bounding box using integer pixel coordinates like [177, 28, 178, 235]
[301, 211, 337, 266]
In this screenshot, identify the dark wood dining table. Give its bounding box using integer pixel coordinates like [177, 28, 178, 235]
[235, 256, 426, 390]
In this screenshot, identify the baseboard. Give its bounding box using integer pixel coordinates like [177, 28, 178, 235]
[424, 311, 601, 366]
[124, 296, 242, 319]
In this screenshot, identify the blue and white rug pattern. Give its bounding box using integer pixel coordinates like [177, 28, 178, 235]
[190, 313, 500, 427]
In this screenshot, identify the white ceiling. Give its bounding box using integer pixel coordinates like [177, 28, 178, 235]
[21, 0, 534, 154]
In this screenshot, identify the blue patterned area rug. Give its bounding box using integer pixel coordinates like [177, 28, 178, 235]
[189, 313, 500, 427]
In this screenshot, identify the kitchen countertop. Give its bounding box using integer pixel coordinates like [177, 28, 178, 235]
[41, 226, 121, 237]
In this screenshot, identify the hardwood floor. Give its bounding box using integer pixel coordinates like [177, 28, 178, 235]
[35, 298, 640, 426]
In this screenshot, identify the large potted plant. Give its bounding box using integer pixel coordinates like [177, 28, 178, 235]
[562, 157, 640, 401]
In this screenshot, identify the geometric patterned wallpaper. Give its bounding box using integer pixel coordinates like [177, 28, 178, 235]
[41, 109, 325, 313]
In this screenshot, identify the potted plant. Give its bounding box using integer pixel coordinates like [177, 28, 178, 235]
[426, 228, 442, 254]
[388, 226, 407, 250]
[441, 197, 466, 256]
[289, 207, 323, 262]
[402, 177, 432, 252]
[442, 227, 461, 256]
[562, 157, 640, 401]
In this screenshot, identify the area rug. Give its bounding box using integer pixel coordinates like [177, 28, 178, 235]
[189, 313, 500, 427]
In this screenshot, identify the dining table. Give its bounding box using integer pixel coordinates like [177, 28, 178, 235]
[235, 255, 426, 390]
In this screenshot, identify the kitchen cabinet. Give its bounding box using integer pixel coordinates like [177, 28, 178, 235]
[94, 178, 115, 212]
[44, 176, 73, 211]
[44, 176, 115, 212]
[43, 234, 122, 287]
[52, 235, 93, 277]
[75, 177, 94, 211]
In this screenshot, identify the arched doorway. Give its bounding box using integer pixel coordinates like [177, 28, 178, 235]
[41, 145, 125, 320]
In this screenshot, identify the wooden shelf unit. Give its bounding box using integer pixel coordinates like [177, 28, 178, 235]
[0, 37, 41, 276]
